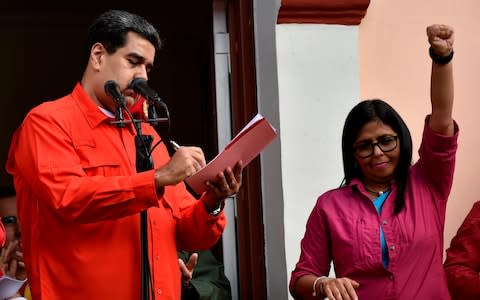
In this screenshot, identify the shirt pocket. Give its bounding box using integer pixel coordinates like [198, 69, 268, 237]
[355, 218, 380, 268]
[74, 142, 121, 177]
[330, 217, 376, 272]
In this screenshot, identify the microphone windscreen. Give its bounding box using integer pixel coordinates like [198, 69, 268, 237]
[104, 80, 125, 106]
[129, 78, 148, 90]
[129, 78, 160, 103]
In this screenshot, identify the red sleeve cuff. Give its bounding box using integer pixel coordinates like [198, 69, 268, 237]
[132, 169, 161, 207]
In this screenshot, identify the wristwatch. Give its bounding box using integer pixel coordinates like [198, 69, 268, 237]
[208, 202, 223, 216]
[429, 46, 453, 65]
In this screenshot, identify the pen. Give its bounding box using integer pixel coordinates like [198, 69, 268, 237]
[170, 140, 181, 151]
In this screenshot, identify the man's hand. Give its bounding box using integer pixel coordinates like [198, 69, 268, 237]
[154, 146, 206, 188]
[179, 252, 198, 290]
[427, 24, 454, 56]
[202, 161, 243, 212]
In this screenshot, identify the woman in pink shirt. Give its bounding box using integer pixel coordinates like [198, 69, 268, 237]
[290, 24, 456, 299]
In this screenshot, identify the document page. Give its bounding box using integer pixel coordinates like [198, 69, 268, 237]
[185, 113, 277, 195]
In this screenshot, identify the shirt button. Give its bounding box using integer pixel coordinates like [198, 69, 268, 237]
[382, 220, 388, 225]
[389, 275, 394, 280]
[155, 255, 159, 261]
[157, 289, 162, 295]
[389, 245, 395, 251]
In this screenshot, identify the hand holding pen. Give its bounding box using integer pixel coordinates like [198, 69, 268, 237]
[166, 139, 243, 203]
[153, 141, 206, 188]
[170, 140, 181, 151]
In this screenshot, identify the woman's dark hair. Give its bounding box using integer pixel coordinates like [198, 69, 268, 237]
[82, 10, 162, 70]
[341, 99, 412, 214]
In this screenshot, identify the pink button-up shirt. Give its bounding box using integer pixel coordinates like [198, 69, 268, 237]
[290, 119, 458, 299]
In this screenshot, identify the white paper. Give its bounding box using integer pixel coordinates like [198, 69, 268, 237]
[0, 275, 26, 299]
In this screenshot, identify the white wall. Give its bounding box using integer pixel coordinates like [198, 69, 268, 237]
[276, 24, 360, 297]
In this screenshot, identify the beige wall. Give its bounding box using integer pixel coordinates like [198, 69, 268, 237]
[359, 0, 480, 252]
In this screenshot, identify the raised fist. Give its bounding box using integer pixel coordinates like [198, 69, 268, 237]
[427, 24, 454, 56]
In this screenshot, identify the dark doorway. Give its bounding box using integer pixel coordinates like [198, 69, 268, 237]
[0, 3, 219, 186]
[0, 0, 225, 291]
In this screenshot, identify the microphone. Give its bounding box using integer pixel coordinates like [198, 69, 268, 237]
[129, 78, 170, 127]
[104, 80, 127, 128]
[104, 80, 126, 107]
[129, 78, 162, 104]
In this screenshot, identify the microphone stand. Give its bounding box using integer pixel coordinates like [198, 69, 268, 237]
[134, 122, 154, 300]
[111, 101, 169, 300]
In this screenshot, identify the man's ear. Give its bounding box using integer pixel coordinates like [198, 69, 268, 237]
[90, 42, 105, 71]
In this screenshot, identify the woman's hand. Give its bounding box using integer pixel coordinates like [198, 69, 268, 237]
[426, 24, 455, 135]
[317, 277, 360, 300]
[427, 24, 454, 56]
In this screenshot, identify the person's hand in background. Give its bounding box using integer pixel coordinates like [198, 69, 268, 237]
[179, 252, 198, 290]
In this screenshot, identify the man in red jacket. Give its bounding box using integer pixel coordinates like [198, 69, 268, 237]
[6, 9, 242, 300]
[444, 201, 480, 299]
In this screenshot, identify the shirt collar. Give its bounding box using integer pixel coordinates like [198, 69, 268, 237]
[72, 82, 117, 128]
[98, 106, 115, 118]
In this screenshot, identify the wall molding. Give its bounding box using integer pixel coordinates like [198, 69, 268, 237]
[278, 0, 370, 25]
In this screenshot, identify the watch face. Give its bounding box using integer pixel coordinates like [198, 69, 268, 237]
[209, 208, 221, 216]
[209, 203, 223, 216]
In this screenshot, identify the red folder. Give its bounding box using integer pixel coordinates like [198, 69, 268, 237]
[185, 113, 277, 195]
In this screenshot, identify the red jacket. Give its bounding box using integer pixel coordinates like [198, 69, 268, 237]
[444, 201, 480, 299]
[0, 221, 4, 276]
[7, 83, 225, 300]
